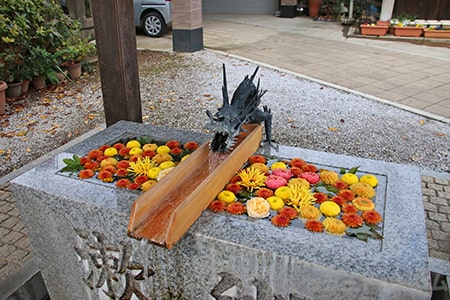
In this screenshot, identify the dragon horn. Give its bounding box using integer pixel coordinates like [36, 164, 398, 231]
[250, 66, 259, 82]
[222, 64, 229, 106]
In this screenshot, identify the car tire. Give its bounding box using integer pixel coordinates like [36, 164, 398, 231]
[142, 11, 166, 38]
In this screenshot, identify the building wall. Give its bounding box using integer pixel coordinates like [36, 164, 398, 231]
[202, 0, 279, 14]
[393, 0, 450, 20]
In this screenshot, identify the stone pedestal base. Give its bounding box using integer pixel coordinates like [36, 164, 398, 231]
[173, 28, 203, 52]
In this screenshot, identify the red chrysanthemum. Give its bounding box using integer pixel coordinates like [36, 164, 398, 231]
[115, 168, 129, 177]
[209, 200, 226, 212]
[255, 188, 274, 199]
[170, 147, 183, 156]
[226, 202, 246, 215]
[313, 192, 329, 204]
[127, 182, 140, 190]
[331, 196, 346, 206]
[134, 175, 149, 185]
[166, 140, 180, 149]
[248, 155, 266, 164]
[290, 166, 303, 177]
[79, 157, 91, 165]
[118, 147, 131, 157]
[98, 145, 110, 152]
[342, 203, 358, 214]
[338, 189, 356, 201]
[87, 149, 103, 160]
[113, 143, 125, 150]
[362, 210, 383, 224]
[278, 206, 298, 219]
[84, 160, 99, 170]
[271, 214, 291, 227]
[96, 155, 109, 163]
[304, 220, 324, 232]
[97, 170, 113, 182]
[225, 183, 243, 194]
[229, 175, 242, 183]
[78, 169, 95, 179]
[334, 181, 348, 190]
[141, 150, 156, 158]
[129, 155, 140, 163]
[342, 213, 364, 228]
[184, 141, 199, 151]
[116, 160, 130, 169]
[102, 165, 116, 174]
[302, 164, 318, 173]
[289, 158, 306, 168]
[116, 178, 131, 188]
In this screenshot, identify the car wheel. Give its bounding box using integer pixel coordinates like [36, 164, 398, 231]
[142, 11, 166, 38]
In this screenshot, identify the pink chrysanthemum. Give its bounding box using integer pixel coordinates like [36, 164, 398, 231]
[299, 172, 320, 184]
[265, 175, 287, 189]
[272, 168, 293, 180]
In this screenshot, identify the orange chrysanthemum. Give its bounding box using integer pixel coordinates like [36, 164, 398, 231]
[362, 210, 383, 224]
[209, 200, 226, 212]
[302, 164, 318, 173]
[338, 189, 356, 201]
[116, 160, 130, 169]
[342, 213, 364, 228]
[320, 170, 339, 185]
[313, 192, 328, 204]
[78, 169, 95, 179]
[170, 147, 183, 156]
[271, 214, 291, 227]
[98, 145, 110, 152]
[84, 160, 99, 170]
[226, 202, 246, 215]
[331, 196, 346, 206]
[248, 155, 266, 164]
[127, 182, 140, 190]
[118, 147, 131, 157]
[96, 155, 109, 163]
[116, 178, 131, 188]
[289, 158, 306, 168]
[225, 183, 243, 194]
[80, 157, 91, 165]
[278, 206, 298, 219]
[334, 181, 348, 190]
[229, 175, 241, 183]
[342, 203, 358, 214]
[350, 182, 376, 199]
[102, 165, 116, 174]
[184, 141, 199, 151]
[141, 150, 156, 158]
[255, 188, 274, 199]
[299, 204, 321, 220]
[304, 220, 324, 232]
[166, 140, 180, 149]
[87, 149, 103, 160]
[115, 168, 129, 177]
[97, 170, 113, 182]
[352, 197, 375, 211]
[134, 175, 149, 185]
[290, 166, 303, 177]
[113, 143, 125, 150]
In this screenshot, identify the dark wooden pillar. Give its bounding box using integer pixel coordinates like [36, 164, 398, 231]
[172, 0, 203, 52]
[91, 0, 142, 126]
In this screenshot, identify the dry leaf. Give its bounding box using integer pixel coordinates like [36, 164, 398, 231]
[16, 131, 27, 136]
[419, 119, 425, 125]
[328, 127, 338, 131]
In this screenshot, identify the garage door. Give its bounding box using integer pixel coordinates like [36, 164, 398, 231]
[202, 0, 279, 14]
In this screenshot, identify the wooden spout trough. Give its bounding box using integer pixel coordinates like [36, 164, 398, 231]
[127, 124, 262, 249]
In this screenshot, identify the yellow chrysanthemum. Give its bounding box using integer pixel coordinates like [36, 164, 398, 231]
[153, 153, 173, 164]
[217, 190, 236, 204]
[288, 184, 315, 209]
[250, 163, 269, 174]
[100, 157, 118, 168]
[104, 147, 118, 157]
[127, 157, 156, 177]
[147, 167, 162, 179]
[299, 204, 321, 220]
[142, 143, 158, 152]
[126, 140, 141, 149]
[159, 161, 175, 169]
[341, 173, 358, 185]
[271, 161, 287, 170]
[275, 186, 291, 200]
[352, 197, 375, 211]
[350, 182, 376, 199]
[129, 147, 143, 156]
[288, 178, 310, 188]
[360, 174, 378, 187]
[156, 145, 171, 154]
[181, 154, 190, 161]
[319, 201, 341, 217]
[322, 217, 347, 236]
[141, 180, 157, 192]
[266, 196, 285, 210]
[320, 170, 339, 185]
[237, 167, 267, 192]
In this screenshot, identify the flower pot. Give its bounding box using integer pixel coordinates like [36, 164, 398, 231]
[56, 71, 67, 83]
[32, 76, 46, 90]
[0, 81, 7, 115]
[67, 62, 82, 79]
[393, 26, 423, 37]
[360, 25, 389, 36]
[423, 29, 450, 38]
[21, 79, 31, 94]
[308, 0, 321, 17]
[376, 20, 390, 26]
[6, 81, 22, 99]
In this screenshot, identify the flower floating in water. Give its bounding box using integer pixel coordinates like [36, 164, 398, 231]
[209, 154, 383, 241]
[61, 137, 199, 192]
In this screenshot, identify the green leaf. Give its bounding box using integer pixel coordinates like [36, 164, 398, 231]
[325, 185, 339, 194]
[339, 167, 346, 174]
[61, 154, 83, 172]
[348, 166, 360, 174]
[346, 224, 383, 242]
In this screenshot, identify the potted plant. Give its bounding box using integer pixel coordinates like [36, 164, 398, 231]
[392, 14, 424, 37]
[423, 24, 450, 38]
[360, 22, 389, 36]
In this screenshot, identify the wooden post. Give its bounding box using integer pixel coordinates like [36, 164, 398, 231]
[91, 0, 142, 126]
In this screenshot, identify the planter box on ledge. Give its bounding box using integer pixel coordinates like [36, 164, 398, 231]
[423, 29, 450, 39]
[360, 25, 389, 36]
[11, 121, 432, 299]
[393, 26, 424, 37]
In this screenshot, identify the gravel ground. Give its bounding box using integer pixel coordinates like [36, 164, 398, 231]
[1, 49, 449, 178]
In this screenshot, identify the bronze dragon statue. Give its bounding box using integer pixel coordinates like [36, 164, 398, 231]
[206, 64, 273, 152]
